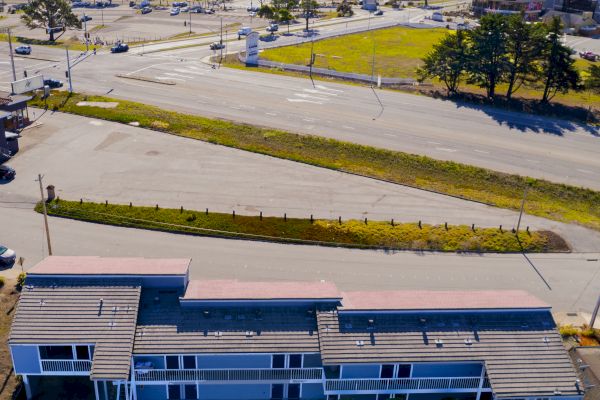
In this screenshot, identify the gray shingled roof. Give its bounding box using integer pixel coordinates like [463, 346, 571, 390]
[317, 310, 581, 398]
[9, 278, 141, 381]
[133, 289, 320, 354]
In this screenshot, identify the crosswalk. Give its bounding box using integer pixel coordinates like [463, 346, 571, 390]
[287, 84, 344, 105]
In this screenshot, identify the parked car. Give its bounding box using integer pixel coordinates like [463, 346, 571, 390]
[190, 5, 203, 12]
[180, 6, 189, 12]
[247, 5, 259, 11]
[374, 9, 383, 15]
[204, 8, 215, 13]
[248, 11, 256, 16]
[209, 41, 225, 50]
[129, 0, 136, 6]
[15, 45, 31, 55]
[238, 26, 252, 37]
[170, 7, 180, 15]
[80, 15, 92, 22]
[431, 11, 444, 22]
[141, 6, 152, 13]
[266, 23, 279, 32]
[0, 165, 15, 181]
[579, 51, 599, 61]
[111, 43, 129, 53]
[0, 246, 16, 267]
[44, 78, 64, 88]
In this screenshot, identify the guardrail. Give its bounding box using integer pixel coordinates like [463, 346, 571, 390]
[134, 368, 324, 383]
[325, 377, 490, 393]
[40, 359, 92, 375]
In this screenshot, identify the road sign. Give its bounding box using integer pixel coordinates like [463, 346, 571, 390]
[245, 32, 260, 65]
[11, 75, 44, 94]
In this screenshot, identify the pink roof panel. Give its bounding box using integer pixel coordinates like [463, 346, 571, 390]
[28, 256, 190, 276]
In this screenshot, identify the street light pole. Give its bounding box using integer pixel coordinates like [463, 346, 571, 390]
[84, 13, 89, 52]
[6, 28, 17, 83]
[189, 11, 192, 34]
[516, 184, 529, 234]
[66, 47, 73, 93]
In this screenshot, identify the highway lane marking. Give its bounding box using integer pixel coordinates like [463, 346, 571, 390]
[265, 112, 278, 116]
[383, 133, 397, 137]
[474, 149, 490, 154]
[287, 99, 324, 105]
[342, 125, 355, 130]
[435, 147, 457, 152]
[164, 72, 194, 79]
[577, 169, 593, 174]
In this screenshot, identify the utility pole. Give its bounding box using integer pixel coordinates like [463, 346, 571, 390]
[6, 28, 17, 83]
[516, 184, 529, 234]
[83, 13, 89, 52]
[219, 17, 223, 59]
[36, 174, 53, 256]
[66, 47, 73, 93]
[189, 11, 192, 34]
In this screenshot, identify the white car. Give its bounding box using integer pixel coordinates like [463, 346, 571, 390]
[170, 7, 180, 15]
[0, 246, 16, 267]
[180, 6, 189, 11]
[238, 26, 252, 36]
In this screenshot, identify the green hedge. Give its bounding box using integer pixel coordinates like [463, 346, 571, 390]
[37, 199, 568, 252]
[30, 92, 600, 232]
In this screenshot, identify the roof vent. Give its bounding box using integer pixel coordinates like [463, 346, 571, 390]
[98, 298, 104, 306]
[108, 321, 116, 328]
[554, 389, 562, 395]
[356, 340, 364, 347]
[464, 338, 473, 345]
[203, 311, 211, 319]
[435, 339, 444, 347]
[25, 285, 34, 291]
[39, 299, 46, 306]
[543, 336, 550, 343]
[245, 331, 253, 337]
[420, 318, 427, 324]
[112, 306, 119, 313]
[214, 331, 222, 337]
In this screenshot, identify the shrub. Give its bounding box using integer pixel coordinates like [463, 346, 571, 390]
[16, 272, 26, 289]
[0, 276, 5, 288]
[580, 327, 596, 338]
[559, 324, 579, 337]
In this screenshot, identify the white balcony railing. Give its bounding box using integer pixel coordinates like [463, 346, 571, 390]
[325, 377, 490, 393]
[40, 359, 92, 375]
[134, 368, 324, 383]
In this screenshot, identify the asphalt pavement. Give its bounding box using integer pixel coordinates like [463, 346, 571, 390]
[1, 24, 598, 190]
[1, 206, 599, 314]
[4, 110, 600, 251]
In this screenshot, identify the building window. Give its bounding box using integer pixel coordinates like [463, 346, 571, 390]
[272, 354, 285, 369]
[183, 356, 196, 369]
[381, 365, 394, 378]
[271, 384, 284, 400]
[184, 384, 197, 399]
[75, 346, 90, 360]
[167, 384, 181, 400]
[289, 354, 302, 368]
[288, 383, 301, 399]
[397, 364, 411, 378]
[166, 356, 180, 370]
[39, 346, 73, 360]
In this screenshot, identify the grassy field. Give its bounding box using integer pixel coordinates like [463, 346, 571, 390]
[30, 91, 600, 232]
[37, 199, 565, 252]
[261, 26, 447, 79]
[255, 26, 600, 109]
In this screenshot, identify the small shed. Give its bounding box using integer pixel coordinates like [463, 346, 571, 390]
[0, 91, 33, 131]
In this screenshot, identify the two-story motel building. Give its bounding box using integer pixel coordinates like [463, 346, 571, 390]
[9, 256, 585, 400]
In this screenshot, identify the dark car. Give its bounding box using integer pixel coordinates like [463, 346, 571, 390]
[44, 78, 64, 88]
[0, 246, 16, 267]
[80, 15, 92, 22]
[111, 43, 129, 53]
[15, 45, 31, 55]
[129, 0, 136, 5]
[209, 42, 225, 50]
[141, 6, 152, 13]
[0, 165, 15, 181]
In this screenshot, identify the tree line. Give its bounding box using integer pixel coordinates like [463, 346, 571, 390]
[418, 14, 599, 103]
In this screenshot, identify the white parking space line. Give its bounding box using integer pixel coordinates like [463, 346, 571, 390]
[287, 99, 324, 104]
[164, 72, 194, 79]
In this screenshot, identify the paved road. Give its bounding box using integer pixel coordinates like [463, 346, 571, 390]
[3, 111, 600, 251]
[1, 206, 599, 314]
[1, 20, 599, 189]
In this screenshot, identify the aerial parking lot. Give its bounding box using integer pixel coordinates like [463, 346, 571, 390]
[0, 0, 266, 46]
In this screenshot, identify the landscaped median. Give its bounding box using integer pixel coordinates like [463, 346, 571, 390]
[36, 199, 567, 252]
[30, 92, 600, 232]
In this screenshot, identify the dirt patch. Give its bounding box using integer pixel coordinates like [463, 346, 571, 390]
[540, 230, 571, 252]
[0, 279, 22, 400]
